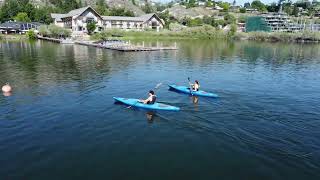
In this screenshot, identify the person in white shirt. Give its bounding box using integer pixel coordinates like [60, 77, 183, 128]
[139, 90, 157, 104]
[190, 80, 200, 91]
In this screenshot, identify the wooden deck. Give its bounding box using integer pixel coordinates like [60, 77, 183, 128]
[37, 37, 178, 52]
[75, 41, 178, 52]
[37, 36, 62, 43]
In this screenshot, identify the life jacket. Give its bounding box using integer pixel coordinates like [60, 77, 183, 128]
[148, 95, 157, 104]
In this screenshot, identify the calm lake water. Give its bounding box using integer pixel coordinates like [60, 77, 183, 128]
[0, 40, 320, 179]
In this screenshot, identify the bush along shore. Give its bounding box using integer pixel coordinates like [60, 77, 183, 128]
[235, 31, 320, 43]
[91, 25, 236, 41]
[91, 25, 320, 43]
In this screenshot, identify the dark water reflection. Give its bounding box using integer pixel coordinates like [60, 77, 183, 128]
[0, 40, 320, 180]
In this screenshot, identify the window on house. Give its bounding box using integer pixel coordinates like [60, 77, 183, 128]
[86, 18, 94, 23]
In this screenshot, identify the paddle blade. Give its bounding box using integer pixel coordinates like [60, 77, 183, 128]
[155, 83, 163, 89]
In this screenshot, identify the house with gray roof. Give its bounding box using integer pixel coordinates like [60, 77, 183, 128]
[0, 21, 42, 34]
[51, 6, 164, 34]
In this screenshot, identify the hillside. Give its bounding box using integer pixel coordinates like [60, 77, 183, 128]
[105, 0, 145, 16]
[166, 4, 217, 20]
[0, 0, 145, 16]
[60, 0, 145, 15]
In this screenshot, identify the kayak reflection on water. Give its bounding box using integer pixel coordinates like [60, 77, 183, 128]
[192, 96, 199, 111]
[146, 111, 156, 123]
[192, 96, 199, 104]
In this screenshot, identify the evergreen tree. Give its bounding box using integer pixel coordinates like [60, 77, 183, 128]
[292, 5, 299, 16]
[0, 0, 21, 22]
[96, 0, 107, 15]
[244, 2, 251, 8]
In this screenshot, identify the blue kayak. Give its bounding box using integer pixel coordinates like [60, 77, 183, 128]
[169, 85, 218, 98]
[114, 97, 180, 111]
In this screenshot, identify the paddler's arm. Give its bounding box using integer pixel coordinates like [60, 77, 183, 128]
[139, 97, 150, 104]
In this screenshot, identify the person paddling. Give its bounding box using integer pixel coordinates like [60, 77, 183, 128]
[189, 80, 200, 91]
[139, 90, 157, 104]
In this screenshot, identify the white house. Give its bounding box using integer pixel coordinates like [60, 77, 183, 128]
[214, 5, 223, 10]
[51, 6, 164, 33]
[198, 1, 206, 6]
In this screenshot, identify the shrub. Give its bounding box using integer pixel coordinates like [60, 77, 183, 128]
[92, 25, 230, 40]
[238, 15, 247, 23]
[228, 24, 237, 36]
[38, 24, 71, 38]
[38, 25, 50, 36]
[169, 23, 186, 31]
[26, 29, 37, 40]
[235, 31, 320, 42]
[224, 13, 236, 25]
[87, 21, 96, 35]
[239, 8, 246, 13]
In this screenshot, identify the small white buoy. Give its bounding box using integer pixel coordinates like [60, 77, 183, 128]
[2, 83, 12, 93]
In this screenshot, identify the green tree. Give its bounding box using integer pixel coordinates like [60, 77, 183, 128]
[206, 0, 214, 7]
[187, 18, 203, 27]
[155, 3, 167, 11]
[292, 5, 299, 16]
[47, 24, 71, 38]
[142, 0, 154, 13]
[244, 2, 251, 8]
[38, 25, 49, 36]
[187, 0, 196, 8]
[0, 0, 56, 23]
[34, 7, 54, 24]
[14, 12, 31, 22]
[159, 10, 171, 29]
[224, 13, 236, 25]
[108, 8, 135, 17]
[240, 7, 246, 13]
[238, 15, 247, 23]
[87, 21, 96, 35]
[96, 0, 108, 15]
[284, 4, 293, 15]
[203, 15, 215, 26]
[219, 2, 231, 11]
[267, 3, 279, 12]
[251, 0, 267, 12]
[0, 0, 21, 22]
[228, 24, 237, 36]
[48, 0, 80, 13]
[26, 29, 37, 40]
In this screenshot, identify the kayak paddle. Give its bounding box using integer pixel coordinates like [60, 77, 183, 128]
[188, 77, 193, 96]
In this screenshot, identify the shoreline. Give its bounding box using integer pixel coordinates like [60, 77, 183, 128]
[0, 34, 28, 41]
[90, 27, 320, 43]
[2, 31, 320, 44]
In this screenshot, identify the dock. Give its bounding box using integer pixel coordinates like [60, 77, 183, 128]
[37, 36, 177, 51]
[37, 36, 62, 43]
[74, 41, 178, 52]
[37, 36, 75, 44]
